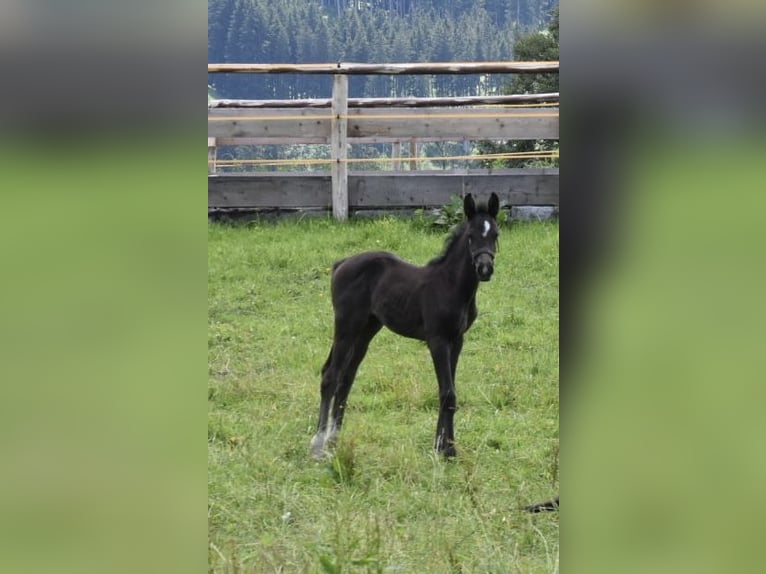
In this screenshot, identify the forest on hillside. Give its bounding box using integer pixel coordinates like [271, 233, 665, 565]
[208, 0, 558, 100]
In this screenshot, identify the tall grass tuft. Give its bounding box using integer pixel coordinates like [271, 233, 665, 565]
[329, 439, 357, 486]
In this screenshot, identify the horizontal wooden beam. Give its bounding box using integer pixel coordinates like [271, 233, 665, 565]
[213, 136, 487, 145]
[209, 93, 560, 109]
[208, 169, 559, 209]
[208, 107, 558, 141]
[209, 172, 332, 209]
[208, 61, 559, 75]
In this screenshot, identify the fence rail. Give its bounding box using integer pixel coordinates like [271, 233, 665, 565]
[209, 93, 559, 109]
[209, 169, 558, 210]
[209, 106, 558, 141]
[208, 61, 559, 220]
[208, 61, 559, 75]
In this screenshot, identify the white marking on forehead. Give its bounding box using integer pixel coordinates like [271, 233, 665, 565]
[482, 220, 491, 238]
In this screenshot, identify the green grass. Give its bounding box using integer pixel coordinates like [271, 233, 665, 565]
[208, 216, 559, 573]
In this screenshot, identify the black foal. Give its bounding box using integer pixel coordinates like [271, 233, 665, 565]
[311, 193, 500, 459]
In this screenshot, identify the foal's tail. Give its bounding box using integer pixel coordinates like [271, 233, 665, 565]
[330, 258, 349, 284]
[329, 258, 348, 294]
[332, 258, 347, 273]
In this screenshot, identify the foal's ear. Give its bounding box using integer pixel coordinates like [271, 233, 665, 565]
[488, 192, 500, 218]
[464, 193, 476, 219]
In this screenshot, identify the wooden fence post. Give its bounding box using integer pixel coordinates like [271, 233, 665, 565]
[392, 141, 402, 171]
[409, 139, 418, 171]
[208, 137, 217, 174]
[331, 74, 349, 221]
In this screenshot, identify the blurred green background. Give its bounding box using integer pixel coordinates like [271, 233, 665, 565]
[566, 133, 766, 573]
[0, 134, 208, 574]
[561, 3, 766, 571]
[0, 0, 208, 569]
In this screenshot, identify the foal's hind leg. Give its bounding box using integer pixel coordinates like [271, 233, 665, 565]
[311, 342, 347, 458]
[310, 347, 336, 456]
[331, 317, 382, 431]
[310, 317, 381, 459]
[310, 331, 362, 458]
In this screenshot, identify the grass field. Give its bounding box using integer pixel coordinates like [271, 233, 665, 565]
[208, 216, 559, 573]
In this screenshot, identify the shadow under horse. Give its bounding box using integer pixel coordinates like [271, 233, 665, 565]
[311, 193, 500, 459]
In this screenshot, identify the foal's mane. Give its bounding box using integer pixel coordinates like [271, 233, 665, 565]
[428, 198, 493, 266]
[427, 221, 469, 266]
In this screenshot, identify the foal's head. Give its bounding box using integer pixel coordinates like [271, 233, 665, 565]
[464, 192, 500, 281]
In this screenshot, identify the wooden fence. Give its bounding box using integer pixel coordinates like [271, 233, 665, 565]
[208, 61, 559, 220]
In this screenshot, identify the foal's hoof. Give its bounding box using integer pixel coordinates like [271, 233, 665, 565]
[311, 449, 331, 461]
[435, 442, 457, 459]
[310, 432, 335, 460]
[435, 435, 457, 458]
[441, 446, 457, 459]
[310, 435, 328, 460]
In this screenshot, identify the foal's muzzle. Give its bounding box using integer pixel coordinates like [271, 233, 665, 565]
[473, 251, 495, 282]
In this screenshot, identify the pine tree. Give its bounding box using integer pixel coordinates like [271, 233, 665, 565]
[208, 0, 555, 99]
[476, 6, 558, 168]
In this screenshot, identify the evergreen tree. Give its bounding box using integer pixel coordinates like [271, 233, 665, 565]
[208, 0, 558, 100]
[476, 6, 558, 168]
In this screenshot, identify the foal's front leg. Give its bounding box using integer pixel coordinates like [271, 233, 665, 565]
[428, 337, 458, 457]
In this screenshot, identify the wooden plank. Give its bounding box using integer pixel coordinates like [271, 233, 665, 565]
[350, 171, 559, 207]
[331, 74, 349, 221]
[208, 108, 332, 139]
[208, 61, 559, 75]
[208, 170, 559, 209]
[215, 137, 330, 145]
[345, 107, 558, 140]
[209, 107, 558, 141]
[208, 174, 331, 208]
[209, 93, 560, 109]
[215, 136, 516, 146]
